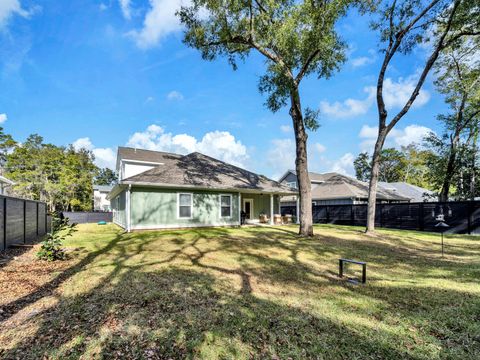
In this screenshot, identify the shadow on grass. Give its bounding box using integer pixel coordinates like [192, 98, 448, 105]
[1, 225, 479, 358]
[3, 266, 417, 360]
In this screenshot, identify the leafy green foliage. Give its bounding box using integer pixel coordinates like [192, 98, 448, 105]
[178, 0, 353, 127]
[0, 127, 16, 171]
[5, 135, 98, 211]
[37, 215, 77, 261]
[425, 36, 480, 200]
[95, 168, 118, 186]
[354, 145, 433, 186]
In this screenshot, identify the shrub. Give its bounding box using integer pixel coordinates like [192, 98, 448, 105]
[37, 214, 77, 261]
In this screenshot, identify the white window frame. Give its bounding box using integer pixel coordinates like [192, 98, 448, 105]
[219, 194, 233, 219]
[177, 192, 193, 219]
[287, 181, 297, 189]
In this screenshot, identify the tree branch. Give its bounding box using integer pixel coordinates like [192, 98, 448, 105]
[295, 50, 320, 84]
[386, 0, 461, 133]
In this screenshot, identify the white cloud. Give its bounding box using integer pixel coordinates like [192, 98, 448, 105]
[0, 113, 7, 124]
[314, 143, 326, 154]
[359, 124, 434, 152]
[351, 56, 372, 68]
[126, 124, 249, 167]
[368, 76, 430, 110]
[167, 90, 184, 101]
[0, 0, 33, 30]
[391, 124, 433, 147]
[331, 153, 355, 175]
[72, 137, 116, 169]
[280, 125, 292, 133]
[266, 138, 296, 179]
[320, 91, 374, 118]
[351, 49, 376, 68]
[127, 0, 188, 49]
[320, 73, 430, 119]
[118, 0, 131, 19]
[99, 3, 108, 11]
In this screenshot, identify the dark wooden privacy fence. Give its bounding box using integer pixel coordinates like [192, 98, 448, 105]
[62, 212, 113, 224]
[281, 201, 480, 235]
[0, 195, 50, 251]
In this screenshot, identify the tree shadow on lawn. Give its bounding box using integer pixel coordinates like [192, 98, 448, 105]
[4, 266, 420, 360]
[2, 225, 480, 358]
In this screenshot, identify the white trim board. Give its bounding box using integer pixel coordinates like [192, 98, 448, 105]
[177, 192, 193, 219]
[131, 222, 240, 231]
[242, 198, 254, 220]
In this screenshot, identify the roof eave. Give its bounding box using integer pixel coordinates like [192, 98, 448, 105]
[121, 180, 298, 196]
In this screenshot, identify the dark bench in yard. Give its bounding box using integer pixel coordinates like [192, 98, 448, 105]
[339, 258, 367, 284]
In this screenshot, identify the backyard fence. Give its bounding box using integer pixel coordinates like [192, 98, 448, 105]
[62, 211, 113, 224]
[0, 195, 51, 251]
[281, 201, 480, 235]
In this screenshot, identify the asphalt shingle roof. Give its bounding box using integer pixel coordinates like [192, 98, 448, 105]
[378, 182, 434, 202]
[117, 147, 182, 168]
[123, 152, 297, 194]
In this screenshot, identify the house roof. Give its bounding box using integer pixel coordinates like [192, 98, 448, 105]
[280, 170, 409, 201]
[378, 182, 434, 202]
[310, 173, 409, 201]
[116, 147, 182, 169]
[93, 185, 114, 192]
[122, 152, 297, 194]
[0, 175, 14, 185]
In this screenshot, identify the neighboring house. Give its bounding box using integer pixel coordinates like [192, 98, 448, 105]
[0, 175, 15, 195]
[93, 185, 114, 211]
[378, 182, 435, 202]
[279, 170, 409, 206]
[108, 147, 297, 231]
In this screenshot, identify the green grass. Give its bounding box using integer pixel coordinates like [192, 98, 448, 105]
[1, 224, 480, 359]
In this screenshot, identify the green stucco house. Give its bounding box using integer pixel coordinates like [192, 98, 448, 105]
[108, 147, 297, 231]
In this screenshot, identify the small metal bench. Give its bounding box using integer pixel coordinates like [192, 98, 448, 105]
[339, 258, 367, 284]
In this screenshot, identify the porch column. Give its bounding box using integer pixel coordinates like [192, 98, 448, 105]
[296, 196, 300, 224]
[270, 194, 274, 225]
[126, 184, 132, 232]
[238, 192, 241, 225]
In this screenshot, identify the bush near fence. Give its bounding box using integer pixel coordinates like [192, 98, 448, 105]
[281, 201, 480, 235]
[0, 195, 50, 251]
[62, 212, 113, 224]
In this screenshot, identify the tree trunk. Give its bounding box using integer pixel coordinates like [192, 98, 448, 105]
[290, 88, 313, 236]
[366, 128, 388, 233]
[439, 137, 459, 202]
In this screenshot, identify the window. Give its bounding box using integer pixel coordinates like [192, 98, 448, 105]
[287, 182, 297, 189]
[220, 195, 232, 218]
[178, 193, 193, 219]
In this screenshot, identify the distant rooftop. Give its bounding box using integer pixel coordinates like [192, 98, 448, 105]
[93, 185, 114, 192]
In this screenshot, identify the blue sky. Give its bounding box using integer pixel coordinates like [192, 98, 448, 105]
[0, 0, 448, 178]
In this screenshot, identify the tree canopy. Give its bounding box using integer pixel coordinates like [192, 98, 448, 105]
[178, 0, 356, 236]
[5, 134, 98, 211]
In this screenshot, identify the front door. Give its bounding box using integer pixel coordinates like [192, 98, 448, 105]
[243, 199, 253, 220]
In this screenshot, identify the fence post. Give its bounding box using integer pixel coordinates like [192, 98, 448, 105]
[3, 198, 6, 251]
[380, 204, 384, 228]
[23, 201, 26, 244]
[419, 203, 424, 231]
[468, 202, 472, 235]
[351, 205, 354, 226]
[36, 202, 39, 236]
[44, 204, 48, 235]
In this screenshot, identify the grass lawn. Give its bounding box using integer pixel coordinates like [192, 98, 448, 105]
[1, 224, 480, 359]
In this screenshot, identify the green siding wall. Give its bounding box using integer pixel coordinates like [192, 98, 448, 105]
[130, 187, 240, 229]
[112, 191, 127, 228]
